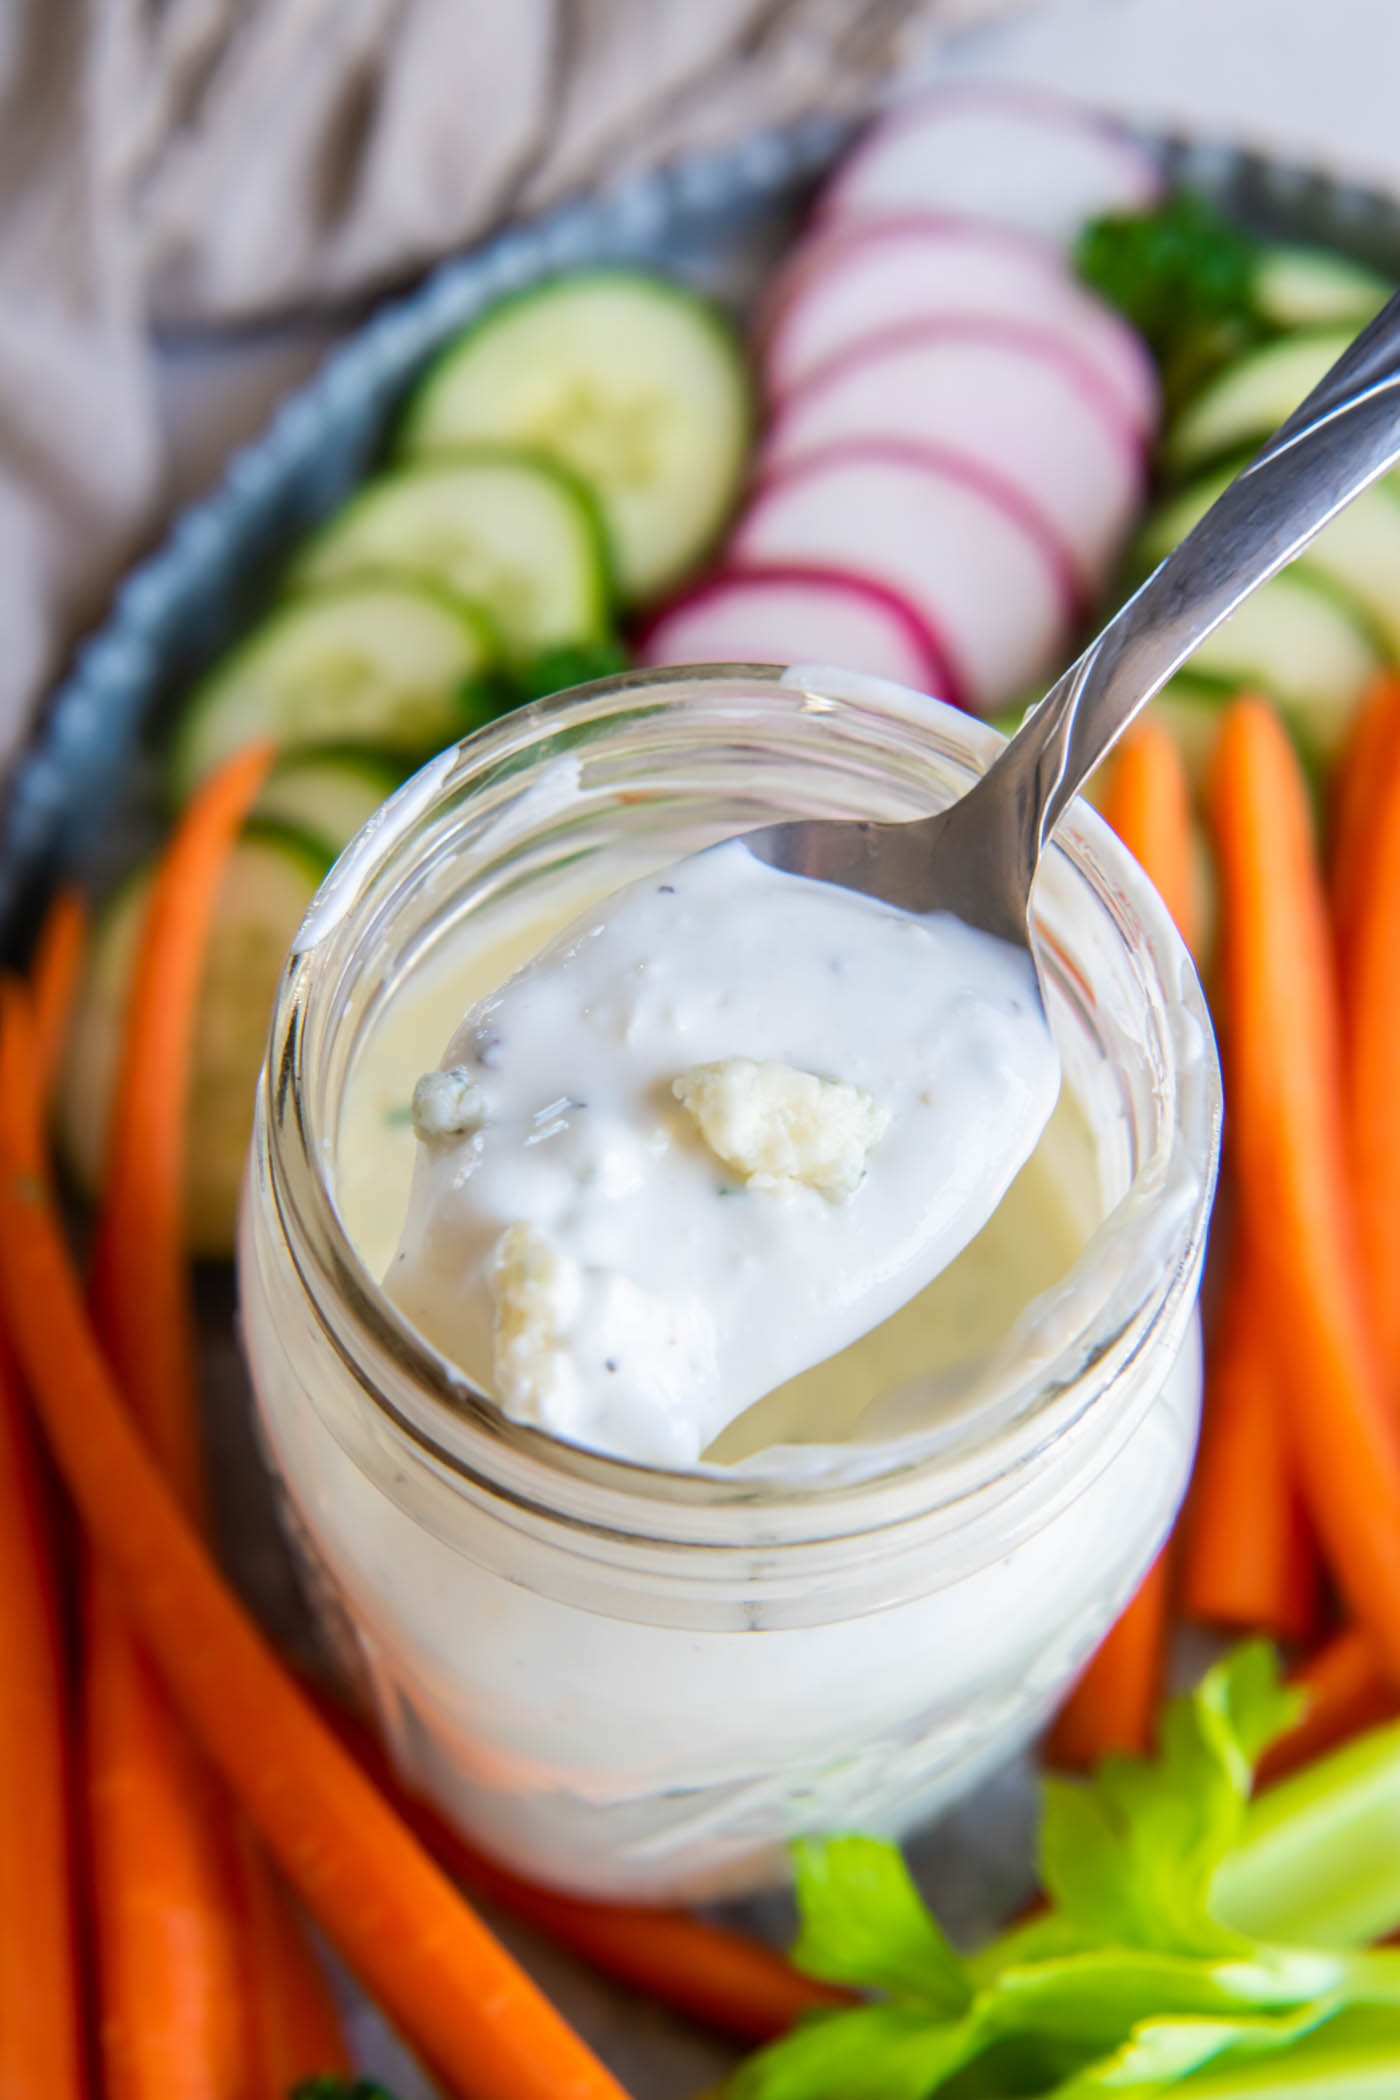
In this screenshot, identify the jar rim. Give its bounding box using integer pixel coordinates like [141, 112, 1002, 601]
[255, 665, 1221, 1549]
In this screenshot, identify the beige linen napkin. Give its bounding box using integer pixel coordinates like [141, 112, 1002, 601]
[0, 0, 1022, 767]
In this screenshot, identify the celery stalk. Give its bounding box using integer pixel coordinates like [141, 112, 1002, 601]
[1121, 2008, 1400, 2096]
[1212, 1721, 1400, 1948]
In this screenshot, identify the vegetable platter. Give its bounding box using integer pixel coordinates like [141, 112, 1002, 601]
[9, 79, 1400, 2100]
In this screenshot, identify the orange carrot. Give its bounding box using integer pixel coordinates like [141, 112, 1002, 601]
[1209, 697, 1400, 1679]
[90, 741, 274, 1518]
[1180, 1240, 1320, 1642]
[1330, 673, 1400, 980]
[1104, 720, 1200, 951]
[0, 1332, 85, 2100]
[1046, 1553, 1171, 1768]
[232, 1828, 350, 2094]
[1339, 700, 1400, 1398]
[1048, 724, 1200, 1767]
[84, 1570, 249, 2100]
[321, 1688, 848, 2044]
[0, 981, 628, 2100]
[1257, 1627, 1400, 1786]
[84, 745, 345, 2097]
[30, 886, 87, 1112]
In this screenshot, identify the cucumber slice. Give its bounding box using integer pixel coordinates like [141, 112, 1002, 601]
[398, 272, 752, 604]
[1254, 246, 1391, 330]
[59, 826, 327, 1258]
[1181, 568, 1381, 764]
[169, 579, 497, 800]
[254, 748, 406, 859]
[1166, 328, 1355, 475]
[1143, 467, 1400, 660]
[293, 453, 612, 660]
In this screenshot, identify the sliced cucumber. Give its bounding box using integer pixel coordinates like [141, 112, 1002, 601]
[1254, 246, 1391, 330]
[399, 272, 752, 604]
[1166, 328, 1356, 475]
[1179, 568, 1381, 764]
[1143, 467, 1400, 660]
[254, 748, 406, 860]
[169, 579, 497, 800]
[292, 453, 612, 661]
[59, 826, 328, 1258]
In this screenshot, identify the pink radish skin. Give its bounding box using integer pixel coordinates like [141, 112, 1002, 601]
[763, 319, 1145, 592]
[637, 565, 954, 692]
[760, 213, 1159, 433]
[730, 441, 1075, 710]
[822, 85, 1162, 248]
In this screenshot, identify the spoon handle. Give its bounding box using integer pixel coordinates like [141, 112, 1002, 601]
[995, 288, 1400, 862]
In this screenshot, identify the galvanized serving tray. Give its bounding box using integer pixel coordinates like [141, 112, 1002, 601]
[7, 109, 1400, 2099]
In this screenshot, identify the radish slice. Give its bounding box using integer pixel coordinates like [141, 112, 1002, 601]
[823, 87, 1162, 248]
[637, 566, 952, 691]
[730, 442, 1074, 709]
[763, 321, 1144, 592]
[761, 215, 1158, 434]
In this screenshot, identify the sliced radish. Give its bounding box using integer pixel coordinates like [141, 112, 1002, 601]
[637, 565, 952, 691]
[823, 87, 1162, 248]
[762, 321, 1144, 593]
[730, 442, 1074, 709]
[761, 215, 1158, 435]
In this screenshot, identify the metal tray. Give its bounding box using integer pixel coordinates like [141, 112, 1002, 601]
[7, 111, 1400, 2098]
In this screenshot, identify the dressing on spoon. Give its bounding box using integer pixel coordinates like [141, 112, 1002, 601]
[385, 838, 1060, 1465]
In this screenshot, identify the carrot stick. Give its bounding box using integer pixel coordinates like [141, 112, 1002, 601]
[1180, 1238, 1320, 1642]
[232, 1827, 350, 2093]
[0, 1332, 85, 2100]
[84, 746, 345, 2096]
[89, 741, 274, 1520]
[319, 1689, 848, 2045]
[0, 982, 629, 2100]
[1330, 673, 1400, 980]
[1046, 1553, 1171, 1768]
[1103, 720, 1201, 951]
[1339, 696, 1400, 1397]
[30, 886, 87, 1113]
[1257, 1628, 1400, 1786]
[1208, 697, 1400, 1679]
[1047, 724, 1200, 1767]
[84, 1570, 249, 2100]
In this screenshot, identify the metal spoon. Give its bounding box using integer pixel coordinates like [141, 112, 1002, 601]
[747, 291, 1400, 950]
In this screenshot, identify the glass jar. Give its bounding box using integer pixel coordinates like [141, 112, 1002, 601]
[239, 668, 1220, 1904]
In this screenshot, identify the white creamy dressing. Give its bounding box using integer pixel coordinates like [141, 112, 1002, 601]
[380, 840, 1060, 1465]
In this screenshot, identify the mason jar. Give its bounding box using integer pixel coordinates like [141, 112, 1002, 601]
[239, 667, 1220, 1903]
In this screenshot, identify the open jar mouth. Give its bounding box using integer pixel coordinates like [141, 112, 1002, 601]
[257, 666, 1221, 1550]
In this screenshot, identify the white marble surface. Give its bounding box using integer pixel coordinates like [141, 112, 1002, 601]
[934, 0, 1400, 189]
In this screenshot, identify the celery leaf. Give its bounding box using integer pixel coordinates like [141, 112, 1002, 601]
[790, 1835, 973, 2009]
[727, 2004, 982, 2100]
[1039, 1645, 1302, 1955]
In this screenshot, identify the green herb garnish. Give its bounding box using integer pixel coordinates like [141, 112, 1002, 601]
[731, 1643, 1400, 2098]
[1075, 191, 1262, 411]
[517, 636, 629, 701]
[459, 636, 630, 727]
[292, 2080, 400, 2100]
